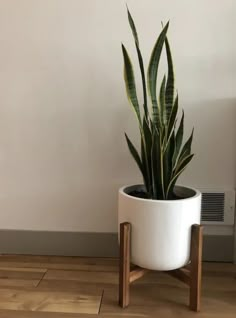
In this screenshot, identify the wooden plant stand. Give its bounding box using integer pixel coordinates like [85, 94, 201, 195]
[119, 222, 203, 312]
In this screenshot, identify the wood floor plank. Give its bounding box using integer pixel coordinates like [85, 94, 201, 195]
[0, 269, 46, 280]
[0, 310, 81, 318]
[0, 288, 102, 314]
[44, 269, 118, 285]
[0, 256, 235, 317]
[43, 269, 195, 287]
[0, 310, 150, 318]
[0, 255, 118, 272]
[0, 267, 46, 273]
[0, 279, 40, 288]
[38, 279, 105, 293]
[0, 267, 47, 288]
[100, 285, 236, 317]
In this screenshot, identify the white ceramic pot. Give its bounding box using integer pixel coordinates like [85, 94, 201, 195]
[118, 185, 201, 271]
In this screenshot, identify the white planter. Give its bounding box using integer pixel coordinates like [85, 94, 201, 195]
[118, 185, 201, 271]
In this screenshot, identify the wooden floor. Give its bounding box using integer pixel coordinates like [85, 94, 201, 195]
[0, 256, 235, 317]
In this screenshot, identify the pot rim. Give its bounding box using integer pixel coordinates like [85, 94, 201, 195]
[119, 184, 201, 203]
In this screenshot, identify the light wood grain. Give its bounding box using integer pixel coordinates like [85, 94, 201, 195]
[44, 269, 118, 284]
[0, 255, 234, 317]
[129, 267, 149, 283]
[0, 288, 101, 314]
[119, 222, 131, 308]
[101, 284, 236, 317]
[0, 267, 46, 288]
[38, 279, 104, 293]
[190, 224, 203, 311]
[0, 267, 46, 273]
[0, 255, 118, 272]
[118, 223, 203, 311]
[0, 278, 41, 288]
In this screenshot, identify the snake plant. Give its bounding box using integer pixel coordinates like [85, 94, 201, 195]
[122, 8, 194, 200]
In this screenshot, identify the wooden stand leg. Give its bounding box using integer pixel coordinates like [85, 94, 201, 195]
[189, 224, 203, 312]
[119, 222, 131, 308]
[118, 222, 203, 312]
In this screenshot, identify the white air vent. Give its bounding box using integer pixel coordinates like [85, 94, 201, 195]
[200, 189, 235, 225]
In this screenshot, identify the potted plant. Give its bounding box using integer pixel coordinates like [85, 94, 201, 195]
[118, 8, 202, 271]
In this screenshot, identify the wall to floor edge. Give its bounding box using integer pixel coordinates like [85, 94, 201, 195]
[0, 231, 234, 263]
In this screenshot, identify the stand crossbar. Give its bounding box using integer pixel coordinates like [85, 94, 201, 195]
[119, 222, 203, 312]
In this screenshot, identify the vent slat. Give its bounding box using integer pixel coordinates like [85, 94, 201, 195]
[201, 192, 225, 222]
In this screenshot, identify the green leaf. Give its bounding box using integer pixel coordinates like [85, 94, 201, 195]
[166, 153, 194, 198]
[163, 131, 175, 194]
[175, 153, 194, 175]
[136, 44, 148, 119]
[122, 44, 141, 125]
[122, 11, 194, 200]
[151, 128, 164, 199]
[165, 36, 175, 120]
[141, 116, 152, 195]
[125, 133, 143, 176]
[178, 128, 194, 164]
[147, 22, 169, 128]
[159, 75, 166, 125]
[126, 8, 148, 119]
[172, 111, 184, 166]
[127, 6, 139, 47]
[167, 94, 178, 141]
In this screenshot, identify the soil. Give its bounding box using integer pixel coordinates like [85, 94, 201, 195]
[128, 190, 183, 200]
[129, 190, 149, 199]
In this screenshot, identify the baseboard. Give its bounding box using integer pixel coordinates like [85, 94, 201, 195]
[0, 230, 119, 257]
[0, 230, 234, 262]
[202, 234, 234, 262]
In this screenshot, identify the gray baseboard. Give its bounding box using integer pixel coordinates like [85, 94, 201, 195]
[0, 230, 234, 262]
[0, 230, 119, 257]
[202, 234, 234, 262]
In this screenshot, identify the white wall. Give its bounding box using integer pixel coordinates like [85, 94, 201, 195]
[0, 0, 235, 232]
